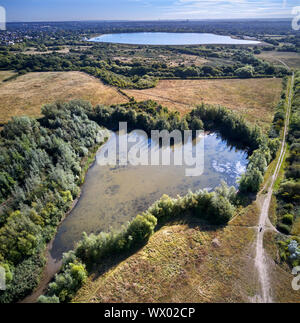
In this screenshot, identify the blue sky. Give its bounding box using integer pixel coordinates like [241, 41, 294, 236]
[1, 0, 298, 22]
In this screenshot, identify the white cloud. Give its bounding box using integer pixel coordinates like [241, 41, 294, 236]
[158, 0, 296, 19]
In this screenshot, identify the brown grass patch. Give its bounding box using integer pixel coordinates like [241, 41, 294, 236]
[124, 78, 282, 130]
[73, 189, 298, 303]
[0, 71, 127, 124]
[23, 47, 70, 55]
[0, 70, 17, 82]
[74, 212, 259, 303]
[256, 51, 300, 69]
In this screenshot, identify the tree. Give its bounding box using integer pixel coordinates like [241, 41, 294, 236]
[207, 195, 235, 225]
[239, 168, 264, 193]
[127, 213, 157, 244]
[235, 65, 254, 78]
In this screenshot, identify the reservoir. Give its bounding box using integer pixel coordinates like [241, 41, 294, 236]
[88, 32, 260, 45]
[50, 131, 248, 259]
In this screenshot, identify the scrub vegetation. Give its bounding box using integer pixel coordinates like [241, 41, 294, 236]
[274, 71, 300, 268]
[34, 99, 278, 303]
[0, 19, 298, 303]
[0, 101, 107, 302]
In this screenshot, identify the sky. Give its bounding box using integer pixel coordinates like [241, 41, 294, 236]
[1, 0, 298, 22]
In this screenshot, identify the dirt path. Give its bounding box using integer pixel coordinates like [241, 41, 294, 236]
[254, 70, 294, 303]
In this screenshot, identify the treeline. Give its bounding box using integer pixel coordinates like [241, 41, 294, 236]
[190, 104, 279, 193]
[0, 101, 107, 303]
[91, 100, 192, 133]
[91, 100, 277, 195]
[269, 77, 288, 139]
[276, 71, 300, 235]
[0, 44, 289, 90]
[6, 19, 296, 38]
[39, 182, 236, 303]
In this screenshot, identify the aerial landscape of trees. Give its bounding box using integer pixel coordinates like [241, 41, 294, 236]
[0, 46, 289, 90]
[0, 101, 107, 302]
[0, 19, 298, 303]
[276, 72, 300, 240]
[0, 96, 279, 303]
[0, 98, 269, 303]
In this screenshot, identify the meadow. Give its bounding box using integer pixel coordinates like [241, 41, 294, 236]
[125, 78, 282, 130]
[256, 51, 300, 69]
[0, 71, 126, 124]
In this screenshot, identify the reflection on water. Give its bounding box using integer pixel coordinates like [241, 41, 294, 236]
[51, 132, 247, 259]
[88, 32, 260, 46]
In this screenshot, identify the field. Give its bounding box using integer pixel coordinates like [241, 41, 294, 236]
[73, 205, 260, 303]
[0, 72, 282, 130]
[23, 47, 70, 55]
[256, 51, 300, 69]
[0, 71, 127, 124]
[73, 199, 299, 303]
[115, 52, 209, 67]
[124, 78, 282, 130]
[0, 70, 17, 82]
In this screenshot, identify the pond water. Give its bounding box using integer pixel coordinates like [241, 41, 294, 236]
[88, 32, 260, 45]
[50, 131, 248, 259]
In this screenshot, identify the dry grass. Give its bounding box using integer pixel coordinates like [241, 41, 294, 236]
[0, 70, 17, 82]
[0, 71, 127, 124]
[114, 53, 208, 68]
[73, 197, 299, 303]
[23, 47, 70, 55]
[72, 183, 299, 303]
[73, 206, 260, 303]
[124, 78, 282, 130]
[256, 51, 300, 69]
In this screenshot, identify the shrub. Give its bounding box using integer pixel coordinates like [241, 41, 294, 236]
[277, 223, 291, 235]
[46, 261, 87, 303]
[38, 295, 60, 303]
[126, 213, 157, 245]
[235, 65, 254, 78]
[282, 214, 294, 225]
[239, 168, 264, 193]
[207, 195, 235, 225]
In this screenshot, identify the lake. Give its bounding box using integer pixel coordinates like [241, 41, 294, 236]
[88, 32, 260, 45]
[50, 131, 248, 259]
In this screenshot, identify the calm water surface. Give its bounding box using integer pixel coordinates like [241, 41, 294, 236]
[51, 132, 248, 259]
[88, 32, 260, 45]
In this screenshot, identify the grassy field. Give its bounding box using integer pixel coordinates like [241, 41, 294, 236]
[124, 78, 282, 130]
[0, 71, 127, 124]
[23, 47, 70, 55]
[73, 205, 261, 303]
[73, 199, 299, 303]
[256, 51, 300, 69]
[0, 70, 17, 83]
[115, 53, 209, 67]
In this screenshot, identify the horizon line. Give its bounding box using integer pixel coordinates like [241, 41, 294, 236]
[6, 17, 292, 24]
